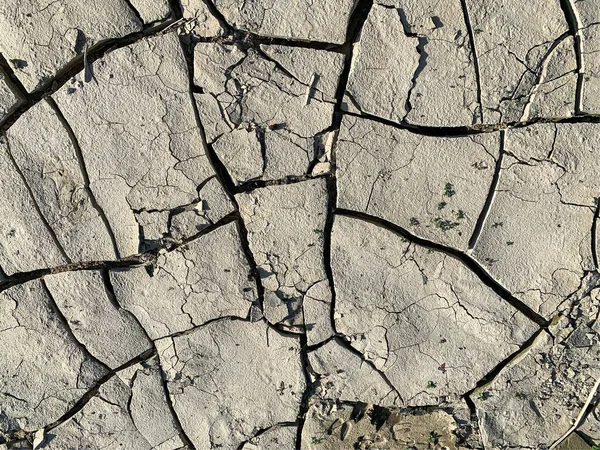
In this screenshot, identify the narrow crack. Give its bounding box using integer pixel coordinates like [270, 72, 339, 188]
[153, 344, 197, 450]
[121, 0, 144, 25]
[459, 0, 484, 123]
[236, 422, 297, 450]
[1, 133, 72, 264]
[0, 18, 178, 134]
[467, 130, 505, 249]
[345, 107, 600, 137]
[41, 279, 112, 373]
[593, 197, 600, 271]
[232, 173, 329, 194]
[46, 97, 122, 259]
[0, 212, 237, 293]
[43, 348, 156, 433]
[336, 208, 549, 327]
[558, 0, 584, 113]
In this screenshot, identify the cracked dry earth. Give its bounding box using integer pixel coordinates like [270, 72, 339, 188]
[2, 1, 600, 450]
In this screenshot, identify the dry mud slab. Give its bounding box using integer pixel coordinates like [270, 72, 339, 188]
[1, 1, 600, 450]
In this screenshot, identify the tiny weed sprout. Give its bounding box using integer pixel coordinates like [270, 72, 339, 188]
[429, 431, 441, 444]
[477, 391, 487, 400]
[444, 182, 456, 197]
[410, 217, 420, 226]
[427, 380, 437, 389]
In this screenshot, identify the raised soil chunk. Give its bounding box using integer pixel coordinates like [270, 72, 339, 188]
[110, 222, 257, 340]
[0, 0, 142, 91]
[236, 179, 330, 334]
[0, 70, 24, 123]
[331, 215, 538, 405]
[194, 43, 342, 182]
[44, 269, 152, 370]
[335, 115, 499, 250]
[345, 0, 480, 127]
[210, 0, 356, 44]
[43, 357, 184, 450]
[472, 123, 598, 319]
[465, 0, 576, 123]
[157, 319, 305, 449]
[0, 279, 107, 437]
[52, 32, 228, 257]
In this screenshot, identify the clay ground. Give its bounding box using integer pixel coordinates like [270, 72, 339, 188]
[0, 0, 599, 449]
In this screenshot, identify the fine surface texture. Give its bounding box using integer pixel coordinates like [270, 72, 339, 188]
[0, 1, 600, 449]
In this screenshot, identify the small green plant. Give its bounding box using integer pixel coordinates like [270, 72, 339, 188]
[477, 391, 488, 401]
[444, 182, 456, 197]
[410, 217, 420, 226]
[437, 201, 447, 210]
[311, 436, 326, 444]
[433, 217, 460, 231]
[427, 380, 437, 389]
[429, 431, 441, 444]
[491, 221, 503, 228]
[456, 209, 466, 219]
[591, 445, 600, 450]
